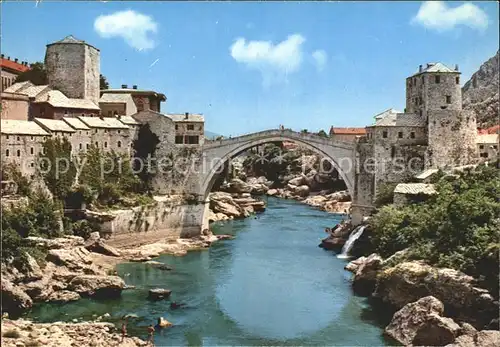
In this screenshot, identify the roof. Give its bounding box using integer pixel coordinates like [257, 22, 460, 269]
[117, 115, 140, 125]
[47, 35, 99, 51]
[34, 118, 76, 133]
[373, 112, 426, 127]
[167, 113, 204, 122]
[78, 116, 129, 129]
[0, 119, 50, 136]
[1, 58, 30, 74]
[35, 90, 100, 110]
[477, 134, 499, 144]
[102, 89, 167, 101]
[330, 127, 366, 135]
[3, 81, 33, 93]
[394, 183, 437, 195]
[22, 85, 51, 98]
[415, 169, 439, 180]
[478, 125, 500, 135]
[63, 117, 91, 130]
[411, 62, 459, 77]
[99, 93, 133, 103]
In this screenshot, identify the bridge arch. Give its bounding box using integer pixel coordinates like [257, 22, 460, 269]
[198, 130, 356, 201]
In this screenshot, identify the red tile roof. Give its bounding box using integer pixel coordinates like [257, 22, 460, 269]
[329, 127, 366, 135]
[478, 125, 500, 135]
[1, 58, 30, 74]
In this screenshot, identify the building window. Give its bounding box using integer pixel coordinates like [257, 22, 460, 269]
[186, 135, 199, 144]
[31, 136, 34, 140]
[479, 145, 484, 150]
[30, 162, 34, 168]
[64, 110, 68, 115]
[117, 141, 122, 148]
[79, 143, 83, 150]
[398, 132, 403, 138]
[175, 124, 178, 130]
[382, 131, 388, 138]
[86, 144, 90, 149]
[493, 145, 498, 150]
[456, 76, 459, 84]
[104, 142, 108, 148]
[95, 141, 99, 147]
[17, 136, 20, 141]
[5, 149, 9, 157]
[421, 76, 424, 83]
[435, 75, 440, 84]
[17, 150, 21, 157]
[6, 135, 9, 140]
[480, 152, 488, 158]
[30, 147, 34, 155]
[117, 130, 121, 134]
[410, 132, 415, 139]
[187, 124, 194, 131]
[446, 95, 451, 104]
[175, 136, 184, 144]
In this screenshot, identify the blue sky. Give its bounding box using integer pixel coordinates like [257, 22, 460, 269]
[2, 1, 498, 136]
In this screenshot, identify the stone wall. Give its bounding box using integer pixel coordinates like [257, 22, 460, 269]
[1, 92, 29, 120]
[30, 104, 97, 120]
[0, 134, 46, 177]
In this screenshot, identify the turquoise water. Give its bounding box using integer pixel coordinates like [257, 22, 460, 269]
[28, 197, 390, 346]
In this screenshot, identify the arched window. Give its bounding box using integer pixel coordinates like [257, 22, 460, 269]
[5, 149, 9, 157]
[30, 147, 34, 155]
[104, 142, 108, 148]
[117, 141, 122, 148]
[17, 150, 21, 157]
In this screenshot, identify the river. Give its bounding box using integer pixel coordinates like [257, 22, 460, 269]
[28, 197, 391, 346]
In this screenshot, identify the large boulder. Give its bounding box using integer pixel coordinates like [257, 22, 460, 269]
[385, 296, 460, 346]
[25, 236, 85, 250]
[352, 253, 383, 296]
[1, 278, 33, 314]
[292, 185, 310, 197]
[46, 290, 81, 303]
[68, 275, 125, 298]
[446, 330, 500, 347]
[374, 261, 497, 328]
[226, 179, 252, 194]
[46, 247, 95, 272]
[148, 288, 172, 301]
[23, 253, 43, 282]
[85, 239, 121, 257]
[288, 175, 305, 186]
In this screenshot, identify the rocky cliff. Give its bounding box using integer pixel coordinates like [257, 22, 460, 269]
[462, 51, 499, 128]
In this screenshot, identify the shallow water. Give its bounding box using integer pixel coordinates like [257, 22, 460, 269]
[28, 197, 390, 346]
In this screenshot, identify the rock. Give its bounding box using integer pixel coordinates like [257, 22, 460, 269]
[303, 195, 327, 207]
[25, 236, 85, 250]
[385, 296, 460, 346]
[326, 190, 351, 202]
[46, 247, 94, 271]
[211, 200, 241, 217]
[475, 330, 500, 347]
[144, 261, 172, 271]
[344, 256, 366, 273]
[292, 185, 310, 197]
[460, 323, 478, 337]
[226, 178, 252, 194]
[157, 317, 173, 328]
[216, 234, 234, 241]
[288, 175, 305, 186]
[148, 288, 172, 301]
[374, 261, 497, 327]
[352, 253, 383, 296]
[85, 240, 121, 257]
[266, 188, 278, 196]
[23, 253, 43, 281]
[69, 275, 125, 298]
[1, 278, 33, 313]
[46, 290, 80, 303]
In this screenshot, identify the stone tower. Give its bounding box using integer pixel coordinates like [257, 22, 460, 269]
[406, 63, 477, 168]
[45, 35, 100, 104]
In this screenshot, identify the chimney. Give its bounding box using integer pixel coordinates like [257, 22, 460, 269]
[121, 84, 127, 89]
[184, 112, 189, 119]
[132, 85, 137, 90]
[14, 58, 18, 63]
[419, 65, 423, 72]
[1, 54, 4, 59]
[7, 56, 10, 60]
[454, 64, 459, 71]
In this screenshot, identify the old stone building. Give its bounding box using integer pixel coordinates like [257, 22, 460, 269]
[329, 127, 366, 142]
[168, 113, 205, 145]
[77, 116, 132, 156]
[353, 63, 479, 212]
[477, 133, 499, 161]
[0, 119, 50, 178]
[45, 35, 100, 104]
[100, 85, 166, 114]
[1, 92, 29, 120]
[1, 55, 30, 92]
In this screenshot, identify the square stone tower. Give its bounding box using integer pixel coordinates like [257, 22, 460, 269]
[406, 63, 478, 168]
[45, 35, 100, 104]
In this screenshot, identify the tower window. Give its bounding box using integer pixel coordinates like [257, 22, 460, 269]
[175, 124, 178, 130]
[410, 132, 415, 139]
[446, 95, 451, 104]
[479, 145, 484, 150]
[398, 132, 403, 138]
[435, 75, 440, 84]
[17, 150, 21, 157]
[382, 131, 388, 138]
[118, 141, 122, 148]
[5, 149, 9, 157]
[104, 142, 108, 148]
[30, 147, 34, 155]
[456, 76, 459, 84]
[79, 143, 83, 150]
[17, 136, 20, 141]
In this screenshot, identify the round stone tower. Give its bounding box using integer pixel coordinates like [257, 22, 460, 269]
[44, 35, 100, 104]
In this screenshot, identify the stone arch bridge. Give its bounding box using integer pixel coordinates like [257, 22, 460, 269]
[183, 129, 370, 235]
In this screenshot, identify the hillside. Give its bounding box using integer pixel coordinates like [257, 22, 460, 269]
[462, 51, 499, 128]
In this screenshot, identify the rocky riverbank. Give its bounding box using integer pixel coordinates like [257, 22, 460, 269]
[344, 254, 500, 346]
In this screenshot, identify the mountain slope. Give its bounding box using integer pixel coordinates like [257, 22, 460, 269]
[462, 51, 499, 128]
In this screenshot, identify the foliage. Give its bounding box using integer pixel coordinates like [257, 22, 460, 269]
[1, 162, 32, 196]
[15, 62, 47, 85]
[369, 164, 500, 295]
[39, 137, 76, 201]
[100, 74, 109, 90]
[69, 219, 100, 240]
[317, 129, 329, 138]
[374, 183, 398, 207]
[243, 143, 299, 183]
[132, 124, 160, 190]
[301, 129, 309, 134]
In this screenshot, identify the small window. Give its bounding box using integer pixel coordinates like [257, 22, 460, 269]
[31, 136, 34, 140]
[410, 132, 415, 139]
[480, 152, 488, 158]
[117, 130, 121, 134]
[493, 145, 498, 150]
[479, 145, 484, 150]
[456, 76, 459, 84]
[86, 144, 90, 149]
[446, 95, 451, 104]
[6, 135, 9, 140]
[398, 132, 403, 138]
[82, 113, 85, 117]
[104, 142, 108, 148]
[64, 110, 68, 115]
[79, 143, 83, 150]
[187, 124, 194, 131]
[175, 136, 184, 144]
[175, 124, 178, 130]
[30, 162, 34, 168]
[421, 76, 424, 83]
[17, 136, 20, 141]
[95, 141, 99, 147]
[16, 150, 21, 157]
[117, 141, 122, 148]
[435, 75, 440, 84]
[5, 149, 9, 157]
[382, 131, 388, 138]
[30, 147, 34, 155]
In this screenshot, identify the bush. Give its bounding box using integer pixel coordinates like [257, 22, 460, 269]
[374, 183, 398, 207]
[1, 163, 32, 196]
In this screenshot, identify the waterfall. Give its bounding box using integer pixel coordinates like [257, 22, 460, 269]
[337, 225, 366, 259]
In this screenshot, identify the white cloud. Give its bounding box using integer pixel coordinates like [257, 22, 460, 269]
[312, 50, 327, 72]
[230, 34, 306, 86]
[94, 10, 158, 50]
[412, 1, 489, 32]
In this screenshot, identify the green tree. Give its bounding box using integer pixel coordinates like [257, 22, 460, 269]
[100, 74, 109, 90]
[317, 129, 328, 138]
[15, 62, 47, 85]
[132, 124, 160, 189]
[39, 137, 77, 201]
